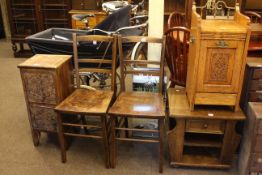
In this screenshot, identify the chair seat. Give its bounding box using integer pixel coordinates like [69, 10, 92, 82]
[109, 92, 165, 118]
[55, 88, 114, 115]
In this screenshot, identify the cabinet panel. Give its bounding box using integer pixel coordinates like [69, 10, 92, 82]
[22, 69, 57, 105]
[30, 105, 57, 132]
[197, 40, 245, 93]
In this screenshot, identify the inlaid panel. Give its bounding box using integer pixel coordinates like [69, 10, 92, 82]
[22, 69, 57, 105]
[30, 105, 57, 132]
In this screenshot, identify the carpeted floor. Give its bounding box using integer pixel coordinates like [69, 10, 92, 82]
[0, 39, 238, 175]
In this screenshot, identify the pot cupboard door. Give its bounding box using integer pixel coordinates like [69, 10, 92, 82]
[197, 40, 245, 93]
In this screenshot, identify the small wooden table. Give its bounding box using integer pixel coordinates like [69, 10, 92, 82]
[167, 88, 245, 169]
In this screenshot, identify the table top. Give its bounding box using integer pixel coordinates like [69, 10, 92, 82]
[167, 88, 245, 120]
[18, 54, 72, 69]
[250, 23, 262, 34]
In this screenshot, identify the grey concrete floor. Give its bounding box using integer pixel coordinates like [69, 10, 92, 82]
[0, 39, 239, 175]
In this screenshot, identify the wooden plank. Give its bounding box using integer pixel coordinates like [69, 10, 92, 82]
[170, 154, 230, 169]
[115, 127, 159, 133]
[116, 137, 159, 143]
[64, 132, 102, 139]
[78, 59, 112, 64]
[194, 93, 237, 106]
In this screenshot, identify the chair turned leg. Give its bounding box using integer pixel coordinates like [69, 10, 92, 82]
[101, 115, 110, 168]
[57, 114, 67, 163]
[158, 118, 164, 173]
[110, 116, 116, 168]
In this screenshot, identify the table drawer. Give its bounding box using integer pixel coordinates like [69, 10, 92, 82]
[253, 68, 262, 79]
[185, 119, 225, 134]
[254, 135, 262, 153]
[250, 80, 262, 91]
[249, 92, 262, 102]
[29, 105, 57, 132]
[250, 153, 262, 172]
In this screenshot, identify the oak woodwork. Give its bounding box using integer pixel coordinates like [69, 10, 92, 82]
[167, 88, 245, 169]
[55, 34, 117, 168]
[18, 54, 73, 146]
[239, 102, 262, 175]
[186, 3, 251, 111]
[240, 57, 262, 114]
[109, 35, 166, 173]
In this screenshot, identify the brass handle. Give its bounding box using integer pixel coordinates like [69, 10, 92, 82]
[203, 124, 208, 129]
[215, 40, 228, 48]
[189, 35, 195, 43]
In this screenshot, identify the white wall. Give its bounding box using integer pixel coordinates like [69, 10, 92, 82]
[148, 0, 164, 61]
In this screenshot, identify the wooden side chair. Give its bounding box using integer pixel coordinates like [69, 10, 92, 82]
[55, 34, 117, 168]
[165, 26, 190, 87]
[109, 35, 166, 173]
[167, 12, 187, 29]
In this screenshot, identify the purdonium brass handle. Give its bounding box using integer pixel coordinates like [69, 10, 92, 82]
[215, 40, 228, 48]
[190, 35, 195, 43]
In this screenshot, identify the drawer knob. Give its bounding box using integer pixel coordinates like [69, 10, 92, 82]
[258, 158, 262, 163]
[203, 124, 208, 129]
[215, 40, 228, 48]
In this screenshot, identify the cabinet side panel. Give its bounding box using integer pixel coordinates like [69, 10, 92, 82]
[186, 9, 201, 109]
[56, 59, 73, 103]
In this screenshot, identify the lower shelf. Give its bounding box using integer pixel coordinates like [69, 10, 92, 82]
[170, 154, 230, 169]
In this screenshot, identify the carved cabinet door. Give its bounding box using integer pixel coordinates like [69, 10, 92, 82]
[197, 40, 245, 93]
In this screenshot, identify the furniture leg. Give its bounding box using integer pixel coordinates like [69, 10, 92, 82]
[57, 114, 67, 163]
[101, 115, 110, 168]
[110, 116, 116, 168]
[32, 130, 40, 146]
[159, 118, 164, 173]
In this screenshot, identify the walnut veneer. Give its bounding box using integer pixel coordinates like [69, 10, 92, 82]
[186, 3, 251, 111]
[18, 54, 73, 146]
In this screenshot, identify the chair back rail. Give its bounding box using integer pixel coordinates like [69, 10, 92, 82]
[72, 33, 117, 92]
[167, 12, 187, 29]
[117, 35, 166, 93]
